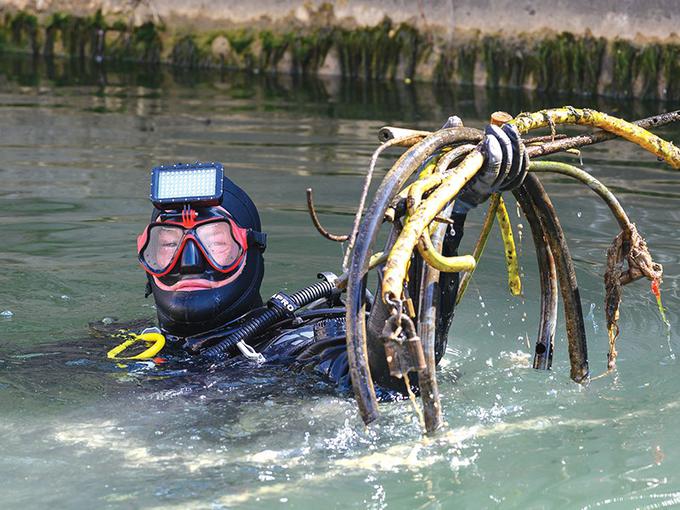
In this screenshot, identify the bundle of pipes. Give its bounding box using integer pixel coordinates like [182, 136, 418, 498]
[307, 107, 680, 434]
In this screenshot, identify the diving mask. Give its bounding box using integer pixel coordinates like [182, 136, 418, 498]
[137, 206, 248, 278]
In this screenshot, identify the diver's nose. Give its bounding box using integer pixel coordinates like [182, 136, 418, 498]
[179, 239, 205, 274]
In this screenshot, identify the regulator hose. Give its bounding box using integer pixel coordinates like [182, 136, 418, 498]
[202, 273, 338, 360]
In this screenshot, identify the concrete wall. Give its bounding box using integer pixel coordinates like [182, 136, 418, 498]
[3, 0, 679, 41]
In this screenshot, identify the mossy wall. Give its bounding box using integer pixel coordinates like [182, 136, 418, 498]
[1, 2, 679, 101]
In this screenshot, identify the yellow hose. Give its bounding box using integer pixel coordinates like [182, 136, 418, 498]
[456, 194, 501, 304]
[417, 228, 477, 272]
[385, 154, 443, 222]
[107, 332, 166, 360]
[382, 150, 484, 302]
[510, 107, 680, 169]
[407, 173, 444, 215]
[496, 196, 522, 296]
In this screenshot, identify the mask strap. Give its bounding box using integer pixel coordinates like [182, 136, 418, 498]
[248, 230, 267, 252]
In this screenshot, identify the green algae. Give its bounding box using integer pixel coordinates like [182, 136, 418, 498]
[335, 19, 401, 80]
[9, 11, 39, 55]
[131, 22, 163, 63]
[455, 38, 478, 85]
[433, 45, 455, 84]
[287, 27, 333, 74]
[396, 23, 432, 81]
[170, 35, 207, 68]
[225, 28, 254, 56]
[572, 33, 606, 95]
[482, 34, 511, 88]
[259, 30, 288, 70]
[611, 39, 637, 97]
[106, 20, 162, 63]
[661, 43, 680, 102]
[635, 43, 660, 99]
[0, 6, 678, 101]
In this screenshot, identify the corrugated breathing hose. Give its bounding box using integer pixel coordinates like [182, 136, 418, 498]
[201, 272, 338, 359]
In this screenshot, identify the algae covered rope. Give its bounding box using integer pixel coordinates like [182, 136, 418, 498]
[603, 225, 663, 370]
[341, 107, 680, 430]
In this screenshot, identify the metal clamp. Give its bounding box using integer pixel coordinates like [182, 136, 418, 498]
[381, 311, 426, 378]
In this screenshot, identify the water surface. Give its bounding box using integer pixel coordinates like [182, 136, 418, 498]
[1, 56, 680, 509]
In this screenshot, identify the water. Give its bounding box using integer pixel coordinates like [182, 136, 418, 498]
[1, 55, 680, 509]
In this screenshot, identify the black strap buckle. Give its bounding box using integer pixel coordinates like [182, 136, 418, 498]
[248, 230, 267, 252]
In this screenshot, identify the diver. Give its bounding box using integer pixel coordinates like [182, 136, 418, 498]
[132, 121, 528, 394]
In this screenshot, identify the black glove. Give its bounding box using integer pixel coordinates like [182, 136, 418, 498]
[454, 123, 529, 212]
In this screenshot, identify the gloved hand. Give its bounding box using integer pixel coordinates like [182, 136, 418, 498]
[454, 123, 529, 213]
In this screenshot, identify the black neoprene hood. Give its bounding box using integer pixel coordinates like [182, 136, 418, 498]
[146, 168, 266, 338]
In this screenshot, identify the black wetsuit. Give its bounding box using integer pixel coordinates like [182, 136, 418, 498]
[163, 213, 467, 395]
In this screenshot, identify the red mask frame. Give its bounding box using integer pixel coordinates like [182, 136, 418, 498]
[137, 207, 248, 277]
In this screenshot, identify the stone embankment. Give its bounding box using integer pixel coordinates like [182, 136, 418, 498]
[1, 0, 679, 100]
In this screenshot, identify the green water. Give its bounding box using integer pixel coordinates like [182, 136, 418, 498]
[1, 56, 680, 509]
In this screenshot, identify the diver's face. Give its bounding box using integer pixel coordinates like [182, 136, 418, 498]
[138, 207, 248, 292]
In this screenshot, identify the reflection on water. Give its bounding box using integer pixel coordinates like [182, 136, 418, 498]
[1, 54, 680, 509]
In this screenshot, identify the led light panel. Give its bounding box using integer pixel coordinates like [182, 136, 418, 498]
[150, 163, 224, 209]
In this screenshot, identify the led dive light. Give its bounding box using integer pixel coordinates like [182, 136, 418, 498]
[150, 162, 224, 209]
